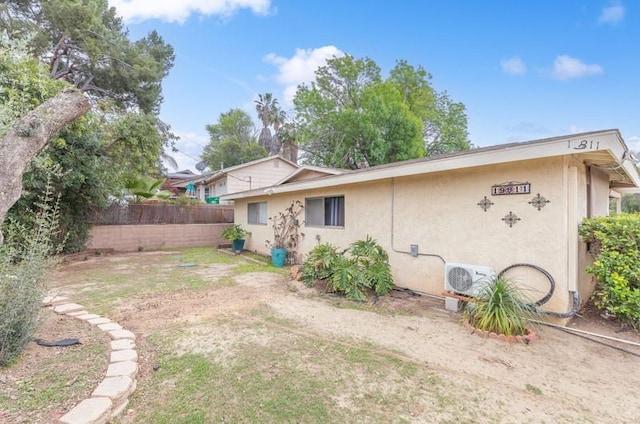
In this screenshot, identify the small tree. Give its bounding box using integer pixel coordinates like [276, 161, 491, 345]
[265, 201, 304, 251]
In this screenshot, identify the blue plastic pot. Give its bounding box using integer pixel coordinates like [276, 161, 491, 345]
[232, 239, 245, 253]
[271, 248, 287, 267]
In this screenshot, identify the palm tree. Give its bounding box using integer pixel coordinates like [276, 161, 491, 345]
[271, 107, 287, 155]
[255, 93, 276, 152]
[279, 121, 299, 163]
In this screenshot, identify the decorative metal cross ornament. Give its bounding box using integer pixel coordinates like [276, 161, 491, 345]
[477, 196, 494, 212]
[528, 193, 550, 211]
[502, 211, 521, 227]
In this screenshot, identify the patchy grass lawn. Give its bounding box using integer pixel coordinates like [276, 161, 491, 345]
[55, 248, 285, 315]
[4, 247, 639, 424]
[132, 313, 490, 424]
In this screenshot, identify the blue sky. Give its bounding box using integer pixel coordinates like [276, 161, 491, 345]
[108, 0, 640, 172]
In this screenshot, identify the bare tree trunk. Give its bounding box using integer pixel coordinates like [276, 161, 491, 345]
[0, 87, 90, 245]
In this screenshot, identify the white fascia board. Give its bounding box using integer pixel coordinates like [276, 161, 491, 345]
[222, 130, 634, 200]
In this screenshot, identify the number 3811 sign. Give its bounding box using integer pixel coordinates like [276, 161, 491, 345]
[491, 181, 531, 196]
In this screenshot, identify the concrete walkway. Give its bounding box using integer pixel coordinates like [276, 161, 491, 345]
[42, 296, 138, 424]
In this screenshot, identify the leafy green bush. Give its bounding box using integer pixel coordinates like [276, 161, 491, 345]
[463, 276, 538, 336]
[0, 183, 62, 366]
[302, 243, 340, 283]
[579, 214, 640, 326]
[303, 236, 394, 301]
[221, 224, 251, 241]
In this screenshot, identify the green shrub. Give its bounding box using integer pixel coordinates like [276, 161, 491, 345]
[579, 214, 640, 326]
[0, 183, 62, 366]
[221, 224, 251, 241]
[302, 243, 340, 283]
[463, 276, 538, 336]
[303, 236, 394, 301]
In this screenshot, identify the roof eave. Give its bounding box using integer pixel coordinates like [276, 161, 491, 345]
[221, 130, 638, 200]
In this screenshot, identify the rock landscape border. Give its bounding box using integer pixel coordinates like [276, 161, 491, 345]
[42, 296, 138, 424]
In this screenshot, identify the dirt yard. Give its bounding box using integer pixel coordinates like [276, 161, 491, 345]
[4, 249, 640, 423]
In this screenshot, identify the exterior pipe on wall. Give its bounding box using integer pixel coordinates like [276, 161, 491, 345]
[389, 178, 446, 265]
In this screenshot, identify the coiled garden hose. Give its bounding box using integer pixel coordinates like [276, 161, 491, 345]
[497, 262, 555, 306]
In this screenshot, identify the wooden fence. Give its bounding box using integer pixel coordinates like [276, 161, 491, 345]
[87, 203, 234, 225]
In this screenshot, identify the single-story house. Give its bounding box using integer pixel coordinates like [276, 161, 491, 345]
[221, 129, 640, 317]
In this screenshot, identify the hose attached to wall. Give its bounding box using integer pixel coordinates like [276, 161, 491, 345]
[497, 263, 555, 306]
[497, 263, 580, 318]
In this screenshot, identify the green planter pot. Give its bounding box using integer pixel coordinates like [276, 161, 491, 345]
[271, 248, 287, 267]
[232, 239, 245, 253]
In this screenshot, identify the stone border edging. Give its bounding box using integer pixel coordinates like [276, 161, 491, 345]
[42, 295, 138, 424]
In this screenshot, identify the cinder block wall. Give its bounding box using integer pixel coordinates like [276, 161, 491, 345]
[86, 224, 231, 252]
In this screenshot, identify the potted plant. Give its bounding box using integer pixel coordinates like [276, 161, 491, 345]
[221, 224, 251, 253]
[265, 201, 303, 267]
[463, 275, 539, 343]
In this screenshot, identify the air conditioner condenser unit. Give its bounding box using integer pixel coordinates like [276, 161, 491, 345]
[444, 263, 495, 297]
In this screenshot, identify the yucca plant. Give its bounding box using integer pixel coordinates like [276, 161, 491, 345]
[463, 275, 538, 336]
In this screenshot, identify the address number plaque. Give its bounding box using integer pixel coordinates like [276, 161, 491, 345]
[491, 181, 531, 196]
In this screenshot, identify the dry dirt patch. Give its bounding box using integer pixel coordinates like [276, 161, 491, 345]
[7, 250, 640, 423]
[0, 308, 109, 424]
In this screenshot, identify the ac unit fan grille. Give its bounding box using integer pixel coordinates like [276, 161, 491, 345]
[447, 267, 474, 292]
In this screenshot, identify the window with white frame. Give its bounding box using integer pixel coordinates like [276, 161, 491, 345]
[305, 196, 345, 227]
[248, 202, 268, 225]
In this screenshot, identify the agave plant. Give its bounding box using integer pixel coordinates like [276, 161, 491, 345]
[463, 275, 538, 336]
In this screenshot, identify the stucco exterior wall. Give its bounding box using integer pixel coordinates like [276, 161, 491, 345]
[590, 167, 611, 217]
[236, 156, 605, 314]
[86, 224, 230, 252]
[392, 157, 571, 311]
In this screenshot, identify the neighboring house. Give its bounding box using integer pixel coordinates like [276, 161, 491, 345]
[221, 130, 640, 317]
[165, 169, 197, 195]
[174, 156, 300, 203]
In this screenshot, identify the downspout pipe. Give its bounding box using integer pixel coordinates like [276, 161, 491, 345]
[541, 291, 580, 318]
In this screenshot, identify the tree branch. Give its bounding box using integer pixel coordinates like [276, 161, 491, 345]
[0, 87, 90, 245]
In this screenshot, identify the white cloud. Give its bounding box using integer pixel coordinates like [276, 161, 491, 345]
[264, 46, 344, 105]
[569, 124, 587, 134]
[164, 131, 210, 172]
[550, 55, 604, 80]
[598, 3, 625, 25]
[501, 57, 526, 75]
[108, 0, 272, 24]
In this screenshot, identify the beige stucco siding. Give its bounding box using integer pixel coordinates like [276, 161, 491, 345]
[226, 130, 640, 318]
[390, 157, 569, 311]
[239, 181, 391, 261]
[236, 156, 592, 313]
